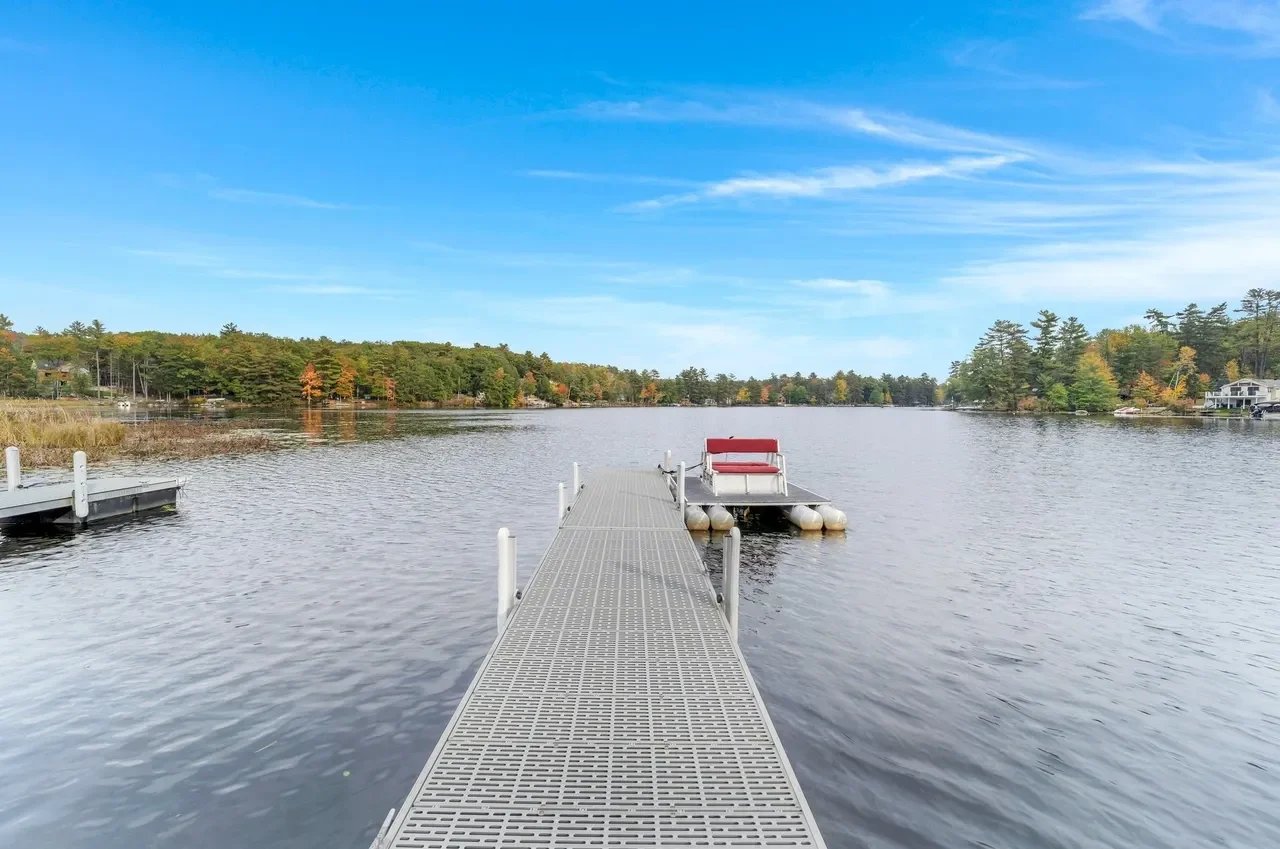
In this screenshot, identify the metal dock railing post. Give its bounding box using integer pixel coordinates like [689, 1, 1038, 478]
[72, 451, 89, 523]
[496, 528, 517, 632]
[664, 449, 672, 472]
[723, 526, 741, 639]
[572, 462, 580, 498]
[5, 446, 18, 492]
[557, 482, 567, 524]
[678, 461, 686, 513]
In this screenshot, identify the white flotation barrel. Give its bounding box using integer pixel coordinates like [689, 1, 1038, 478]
[684, 505, 711, 531]
[787, 504, 824, 531]
[706, 505, 735, 531]
[815, 504, 847, 531]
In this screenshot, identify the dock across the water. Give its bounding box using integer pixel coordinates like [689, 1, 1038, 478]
[370, 467, 827, 848]
[1, 447, 184, 528]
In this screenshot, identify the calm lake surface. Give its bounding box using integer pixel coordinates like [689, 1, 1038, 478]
[2, 408, 1278, 849]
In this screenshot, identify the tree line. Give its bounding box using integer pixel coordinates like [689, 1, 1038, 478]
[0, 315, 938, 408]
[942, 288, 1280, 412]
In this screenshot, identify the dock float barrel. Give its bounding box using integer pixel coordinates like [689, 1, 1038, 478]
[787, 504, 823, 531]
[5, 446, 18, 492]
[815, 504, 848, 531]
[684, 504, 710, 530]
[707, 504, 735, 531]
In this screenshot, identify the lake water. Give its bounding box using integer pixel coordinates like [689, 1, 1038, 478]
[1, 408, 1278, 849]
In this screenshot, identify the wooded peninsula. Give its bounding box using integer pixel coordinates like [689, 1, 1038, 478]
[941, 288, 1280, 412]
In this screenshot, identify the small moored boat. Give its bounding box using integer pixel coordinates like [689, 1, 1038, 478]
[1252, 402, 1280, 420]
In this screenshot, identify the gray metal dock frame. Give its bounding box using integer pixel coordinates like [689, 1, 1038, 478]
[373, 468, 827, 848]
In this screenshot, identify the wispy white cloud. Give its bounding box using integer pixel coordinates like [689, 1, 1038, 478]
[207, 187, 352, 209]
[267, 284, 398, 296]
[0, 36, 43, 53]
[154, 173, 355, 210]
[577, 95, 1041, 156]
[1082, 0, 1163, 31]
[946, 39, 1093, 89]
[522, 169, 696, 187]
[1260, 88, 1280, 120]
[122, 245, 401, 292]
[943, 216, 1280, 302]
[492, 293, 917, 375]
[625, 154, 1023, 210]
[793, 278, 892, 296]
[1082, 0, 1280, 55]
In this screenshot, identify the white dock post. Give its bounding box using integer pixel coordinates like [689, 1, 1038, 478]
[663, 449, 672, 472]
[72, 450, 89, 522]
[572, 462, 581, 497]
[497, 528, 517, 632]
[677, 461, 686, 513]
[5, 446, 18, 492]
[557, 482, 567, 524]
[723, 526, 741, 639]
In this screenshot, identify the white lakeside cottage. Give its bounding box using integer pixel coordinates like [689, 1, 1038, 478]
[1203, 378, 1280, 409]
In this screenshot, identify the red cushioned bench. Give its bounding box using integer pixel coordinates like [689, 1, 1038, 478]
[701, 437, 789, 496]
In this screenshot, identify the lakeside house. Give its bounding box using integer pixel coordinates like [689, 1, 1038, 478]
[1203, 378, 1280, 409]
[34, 360, 86, 384]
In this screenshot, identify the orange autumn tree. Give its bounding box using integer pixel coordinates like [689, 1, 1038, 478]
[299, 363, 323, 405]
[640, 380, 658, 405]
[759, 384, 771, 404]
[383, 376, 397, 407]
[334, 363, 357, 402]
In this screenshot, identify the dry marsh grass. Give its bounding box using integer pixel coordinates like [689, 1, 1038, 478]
[0, 403, 280, 467]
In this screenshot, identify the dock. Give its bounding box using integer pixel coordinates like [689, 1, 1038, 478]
[1, 447, 184, 527]
[682, 476, 831, 508]
[371, 467, 827, 848]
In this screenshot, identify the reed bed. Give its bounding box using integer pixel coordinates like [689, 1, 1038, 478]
[0, 402, 280, 467]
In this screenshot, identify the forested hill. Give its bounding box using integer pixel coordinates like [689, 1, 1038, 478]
[0, 317, 939, 407]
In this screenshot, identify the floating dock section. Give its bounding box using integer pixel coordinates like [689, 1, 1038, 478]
[1, 447, 184, 528]
[371, 467, 827, 848]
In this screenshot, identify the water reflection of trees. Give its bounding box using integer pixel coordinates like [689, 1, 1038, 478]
[301, 408, 323, 439]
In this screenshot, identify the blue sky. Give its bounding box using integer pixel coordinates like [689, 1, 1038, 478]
[2, 1, 1279, 377]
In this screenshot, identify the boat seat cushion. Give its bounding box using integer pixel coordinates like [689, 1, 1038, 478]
[706, 437, 778, 454]
[712, 462, 780, 474]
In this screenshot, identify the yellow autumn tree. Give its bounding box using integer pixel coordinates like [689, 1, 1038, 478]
[299, 363, 323, 405]
[1225, 359, 1241, 382]
[1132, 371, 1161, 406]
[334, 363, 357, 402]
[735, 386, 750, 404]
[833, 377, 849, 404]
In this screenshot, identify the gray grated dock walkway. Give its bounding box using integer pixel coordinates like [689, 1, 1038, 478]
[374, 468, 826, 848]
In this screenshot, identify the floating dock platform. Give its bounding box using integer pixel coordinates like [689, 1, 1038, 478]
[660, 441, 847, 531]
[1, 447, 184, 528]
[682, 476, 831, 508]
[370, 467, 827, 849]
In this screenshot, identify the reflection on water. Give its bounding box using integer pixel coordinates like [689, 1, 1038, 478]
[2, 408, 1279, 849]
